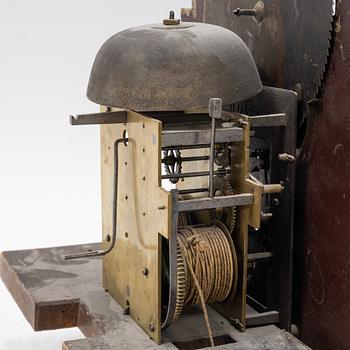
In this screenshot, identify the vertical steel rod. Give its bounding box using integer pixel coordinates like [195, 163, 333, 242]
[208, 98, 223, 198]
[63, 137, 128, 260]
[209, 117, 216, 198]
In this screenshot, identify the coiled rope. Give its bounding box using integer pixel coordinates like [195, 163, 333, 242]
[176, 222, 238, 347]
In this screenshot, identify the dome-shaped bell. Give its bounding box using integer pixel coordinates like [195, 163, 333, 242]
[87, 20, 262, 111]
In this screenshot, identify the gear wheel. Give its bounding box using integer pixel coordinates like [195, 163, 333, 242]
[178, 211, 191, 227]
[163, 150, 182, 184]
[173, 242, 187, 321]
[210, 176, 237, 233]
[214, 144, 230, 168]
[182, 0, 334, 125]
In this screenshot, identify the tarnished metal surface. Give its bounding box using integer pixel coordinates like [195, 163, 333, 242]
[70, 111, 127, 125]
[293, 2, 350, 349]
[87, 22, 262, 111]
[229, 87, 297, 331]
[182, 0, 333, 113]
[178, 193, 253, 211]
[162, 124, 244, 148]
[0, 244, 310, 350]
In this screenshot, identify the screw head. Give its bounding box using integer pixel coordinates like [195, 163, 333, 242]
[273, 198, 280, 207]
[142, 267, 149, 276]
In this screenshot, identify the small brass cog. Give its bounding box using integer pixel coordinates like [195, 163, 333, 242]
[173, 242, 187, 321]
[210, 176, 237, 233]
[163, 149, 182, 184]
[178, 211, 191, 227]
[214, 144, 230, 168]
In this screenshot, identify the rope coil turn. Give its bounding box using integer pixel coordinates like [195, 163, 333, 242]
[174, 222, 238, 346]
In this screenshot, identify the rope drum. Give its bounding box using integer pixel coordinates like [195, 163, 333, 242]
[173, 222, 238, 322]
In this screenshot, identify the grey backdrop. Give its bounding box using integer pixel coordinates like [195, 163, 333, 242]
[0, 1, 189, 348]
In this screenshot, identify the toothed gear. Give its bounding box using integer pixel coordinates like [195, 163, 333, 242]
[163, 150, 182, 184]
[210, 176, 237, 233]
[178, 211, 191, 227]
[183, 0, 334, 129]
[173, 242, 187, 321]
[214, 144, 230, 167]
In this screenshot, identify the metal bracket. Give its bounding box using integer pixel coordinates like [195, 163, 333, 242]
[249, 113, 287, 128]
[246, 311, 280, 327]
[178, 194, 253, 212]
[70, 110, 127, 126]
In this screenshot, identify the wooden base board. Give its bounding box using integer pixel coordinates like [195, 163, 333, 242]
[0, 244, 310, 350]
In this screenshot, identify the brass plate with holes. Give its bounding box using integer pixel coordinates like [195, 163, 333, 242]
[100, 108, 171, 344]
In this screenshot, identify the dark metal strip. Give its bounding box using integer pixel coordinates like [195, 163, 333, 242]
[247, 295, 268, 313]
[178, 188, 208, 195]
[162, 189, 179, 329]
[162, 170, 227, 180]
[249, 113, 287, 128]
[248, 252, 273, 262]
[162, 126, 243, 147]
[178, 193, 253, 212]
[162, 144, 210, 151]
[246, 311, 280, 327]
[70, 111, 127, 125]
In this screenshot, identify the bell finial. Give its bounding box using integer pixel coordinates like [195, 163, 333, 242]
[163, 10, 180, 25]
